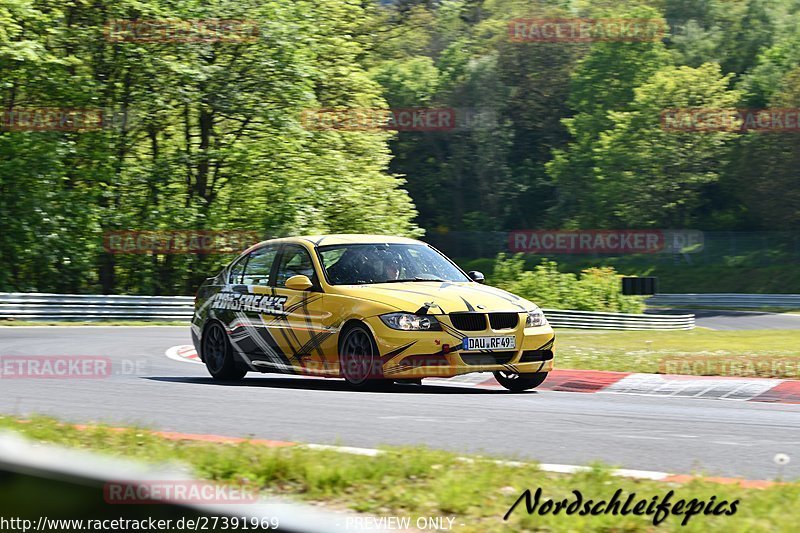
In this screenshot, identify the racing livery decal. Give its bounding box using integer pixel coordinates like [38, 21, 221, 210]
[213, 292, 287, 315]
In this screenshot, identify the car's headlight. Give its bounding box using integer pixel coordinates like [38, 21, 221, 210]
[380, 313, 442, 331]
[525, 307, 547, 327]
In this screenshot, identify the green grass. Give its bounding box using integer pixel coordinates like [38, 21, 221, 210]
[556, 329, 800, 377]
[1, 416, 798, 532]
[0, 319, 189, 326]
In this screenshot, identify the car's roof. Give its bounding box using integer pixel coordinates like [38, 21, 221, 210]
[254, 234, 425, 248]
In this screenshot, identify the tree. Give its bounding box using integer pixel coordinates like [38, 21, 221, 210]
[0, 0, 420, 294]
[592, 63, 742, 227]
[727, 66, 800, 230]
[546, 7, 671, 227]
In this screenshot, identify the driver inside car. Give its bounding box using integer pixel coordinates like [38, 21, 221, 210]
[382, 257, 401, 281]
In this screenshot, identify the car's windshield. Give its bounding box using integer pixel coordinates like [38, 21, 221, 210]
[318, 243, 469, 285]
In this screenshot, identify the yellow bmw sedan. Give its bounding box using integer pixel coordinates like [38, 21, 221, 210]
[191, 234, 555, 391]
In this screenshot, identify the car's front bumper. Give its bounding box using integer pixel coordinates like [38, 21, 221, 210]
[365, 315, 555, 379]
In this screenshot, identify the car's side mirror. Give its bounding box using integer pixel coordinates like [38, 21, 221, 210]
[285, 275, 314, 291]
[468, 271, 485, 284]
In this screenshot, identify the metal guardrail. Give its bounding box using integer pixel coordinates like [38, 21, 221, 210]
[0, 292, 194, 320]
[0, 292, 695, 330]
[647, 293, 800, 309]
[543, 309, 694, 330]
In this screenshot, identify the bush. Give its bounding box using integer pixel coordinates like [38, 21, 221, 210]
[488, 254, 645, 313]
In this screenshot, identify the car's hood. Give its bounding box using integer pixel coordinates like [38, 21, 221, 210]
[331, 281, 537, 315]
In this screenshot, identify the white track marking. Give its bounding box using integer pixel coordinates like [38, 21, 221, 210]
[602, 373, 782, 401]
[300, 444, 674, 481]
[303, 444, 382, 457]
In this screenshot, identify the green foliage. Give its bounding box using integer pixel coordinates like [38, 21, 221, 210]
[374, 0, 800, 235]
[0, 0, 420, 294]
[489, 254, 645, 313]
[591, 63, 742, 227]
[4, 0, 800, 295]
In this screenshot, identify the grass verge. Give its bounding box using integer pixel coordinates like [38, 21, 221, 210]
[0, 416, 798, 532]
[556, 329, 800, 378]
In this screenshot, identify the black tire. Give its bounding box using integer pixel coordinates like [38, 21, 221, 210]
[493, 370, 548, 392]
[202, 322, 247, 381]
[339, 323, 385, 389]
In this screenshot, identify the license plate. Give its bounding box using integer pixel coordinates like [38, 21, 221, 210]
[461, 336, 516, 352]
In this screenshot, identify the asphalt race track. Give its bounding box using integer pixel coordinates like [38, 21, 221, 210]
[685, 309, 800, 330]
[1, 326, 799, 481]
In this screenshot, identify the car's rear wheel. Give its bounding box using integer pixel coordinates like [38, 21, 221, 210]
[202, 322, 247, 381]
[493, 370, 548, 392]
[339, 324, 384, 389]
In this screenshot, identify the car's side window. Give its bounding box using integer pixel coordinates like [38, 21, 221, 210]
[227, 255, 248, 285]
[275, 245, 316, 288]
[241, 246, 278, 286]
[321, 247, 363, 285]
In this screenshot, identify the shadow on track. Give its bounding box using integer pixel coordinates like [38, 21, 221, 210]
[145, 376, 522, 395]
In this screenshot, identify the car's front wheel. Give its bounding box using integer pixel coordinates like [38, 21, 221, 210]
[493, 370, 548, 392]
[339, 323, 384, 389]
[202, 322, 247, 381]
